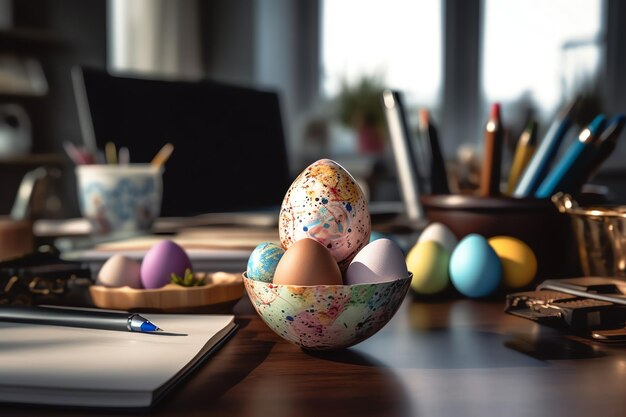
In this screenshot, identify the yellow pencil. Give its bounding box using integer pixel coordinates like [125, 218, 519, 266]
[506, 120, 537, 195]
[105, 142, 117, 165]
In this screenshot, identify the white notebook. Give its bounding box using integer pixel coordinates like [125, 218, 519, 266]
[0, 313, 236, 408]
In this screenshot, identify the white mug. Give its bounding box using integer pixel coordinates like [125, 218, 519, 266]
[76, 164, 163, 235]
[0, 104, 31, 156]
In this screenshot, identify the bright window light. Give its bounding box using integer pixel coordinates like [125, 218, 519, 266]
[482, 0, 603, 116]
[321, 0, 442, 106]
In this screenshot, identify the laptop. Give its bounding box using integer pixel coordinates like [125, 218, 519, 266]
[72, 67, 291, 217]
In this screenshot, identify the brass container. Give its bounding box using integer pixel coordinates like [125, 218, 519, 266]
[553, 193, 626, 277]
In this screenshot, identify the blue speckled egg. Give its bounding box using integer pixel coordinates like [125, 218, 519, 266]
[449, 234, 502, 298]
[247, 242, 285, 282]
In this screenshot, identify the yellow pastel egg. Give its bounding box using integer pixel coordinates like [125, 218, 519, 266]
[406, 241, 450, 295]
[488, 236, 537, 289]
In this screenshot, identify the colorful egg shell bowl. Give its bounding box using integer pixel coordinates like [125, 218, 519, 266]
[243, 273, 411, 350]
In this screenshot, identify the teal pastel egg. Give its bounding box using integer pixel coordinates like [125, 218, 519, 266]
[369, 231, 386, 242]
[247, 242, 285, 282]
[370, 231, 407, 254]
[449, 234, 502, 298]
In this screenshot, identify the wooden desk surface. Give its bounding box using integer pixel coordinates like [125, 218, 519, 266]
[4, 295, 626, 417]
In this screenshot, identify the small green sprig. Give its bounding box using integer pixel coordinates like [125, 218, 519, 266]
[170, 269, 205, 287]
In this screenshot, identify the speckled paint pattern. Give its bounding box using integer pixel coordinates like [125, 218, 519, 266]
[247, 242, 285, 283]
[279, 159, 371, 272]
[243, 274, 411, 350]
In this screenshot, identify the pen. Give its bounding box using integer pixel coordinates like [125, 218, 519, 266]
[0, 305, 163, 333]
[535, 114, 606, 198]
[419, 109, 450, 194]
[119, 146, 130, 165]
[513, 97, 580, 197]
[479, 103, 504, 197]
[506, 120, 537, 195]
[382, 89, 423, 221]
[584, 114, 626, 180]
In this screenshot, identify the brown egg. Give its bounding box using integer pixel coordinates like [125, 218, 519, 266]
[273, 238, 343, 286]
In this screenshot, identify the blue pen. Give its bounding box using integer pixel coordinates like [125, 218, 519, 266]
[585, 114, 626, 179]
[535, 115, 606, 198]
[513, 98, 579, 197]
[0, 305, 163, 333]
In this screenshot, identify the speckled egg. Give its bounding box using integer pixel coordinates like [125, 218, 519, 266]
[247, 242, 285, 283]
[279, 159, 371, 271]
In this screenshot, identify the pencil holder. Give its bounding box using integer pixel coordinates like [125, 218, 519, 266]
[420, 194, 580, 280]
[76, 164, 163, 235]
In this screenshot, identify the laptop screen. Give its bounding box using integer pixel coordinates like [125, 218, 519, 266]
[74, 67, 291, 217]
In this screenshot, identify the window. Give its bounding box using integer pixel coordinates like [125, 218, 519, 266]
[317, 0, 611, 200]
[322, 0, 442, 105]
[482, 0, 604, 118]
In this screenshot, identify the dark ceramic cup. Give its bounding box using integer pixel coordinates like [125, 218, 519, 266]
[420, 195, 580, 281]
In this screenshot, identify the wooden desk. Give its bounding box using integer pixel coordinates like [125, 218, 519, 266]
[4, 296, 626, 417]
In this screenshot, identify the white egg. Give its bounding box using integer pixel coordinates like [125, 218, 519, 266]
[417, 222, 458, 253]
[345, 238, 408, 285]
[97, 254, 142, 288]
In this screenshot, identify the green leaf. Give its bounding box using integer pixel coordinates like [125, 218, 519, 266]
[170, 269, 205, 287]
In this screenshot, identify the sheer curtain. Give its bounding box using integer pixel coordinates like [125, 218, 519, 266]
[107, 0, 203, 80]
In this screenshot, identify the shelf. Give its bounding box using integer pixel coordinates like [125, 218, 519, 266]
[0, 153, 65, 166]
[0, 27, 64, 47]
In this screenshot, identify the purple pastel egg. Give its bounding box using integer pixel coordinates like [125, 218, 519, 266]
[140, 240, 192, 289]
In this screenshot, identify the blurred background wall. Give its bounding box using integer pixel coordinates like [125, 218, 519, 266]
[1, 0, 625, 217]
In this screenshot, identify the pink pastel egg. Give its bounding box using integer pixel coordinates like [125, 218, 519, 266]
[279, 159, 371, 271]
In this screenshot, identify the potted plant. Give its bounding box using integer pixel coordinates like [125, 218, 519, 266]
[336, 74, 387, 154]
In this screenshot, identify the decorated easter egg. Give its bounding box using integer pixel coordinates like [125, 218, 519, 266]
[140, 240, 192, 289]
[247, 242, 285, 282]
[406, 241, 450, 295]
[97, 254, 142, 288]
[449, 234, 502, 298]
[418, 222, 458, 253]
[488, 236, 537, 289]
[345, 238, 408, 285]
[273, 238, 343, 286]
[279, 159, 370, 271]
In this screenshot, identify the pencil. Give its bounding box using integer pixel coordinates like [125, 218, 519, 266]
[513, 97, 579, 197]
[535, 115, 606, 198]
[506, 120, 537, 195]
[419, 109, 450, 194]
[479, 103, 504, 197]
[63, 141, 88, 165]
[105, 142, 117, 165]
